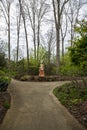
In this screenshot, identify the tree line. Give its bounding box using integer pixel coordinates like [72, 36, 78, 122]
[0, 0, 87, 75]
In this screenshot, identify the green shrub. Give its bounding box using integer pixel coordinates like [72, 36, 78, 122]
[20, 75, 33, 81]
[0, 70, 5, 76]
[0, 76, 11, 91]
[44, 63, 57, 75]
[60, 54, 80, 76]
[28, 65, 39, 75]
[0, 52, 6, 68]
[0, 76, 11, 84]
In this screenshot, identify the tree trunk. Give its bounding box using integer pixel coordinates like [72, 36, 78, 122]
[19, 0, 29, 70]
[62, 37, 64, 58]
[56, 25, 60, 74]
[23, 16, 29, 70]
[33, 14, 36, 60]
[17, 13, 21, 63]
[71, 21, 73, 46]
[37, 22, 40, 62]
[8, 3, 10, 62]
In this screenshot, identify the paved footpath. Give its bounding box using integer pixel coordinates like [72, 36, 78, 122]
[0, 80, 86, 130]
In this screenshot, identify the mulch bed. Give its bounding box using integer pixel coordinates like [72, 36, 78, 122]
[19, 75, 82, 82]
[0, 92, 11, 124]
[68, 101, 87, 128]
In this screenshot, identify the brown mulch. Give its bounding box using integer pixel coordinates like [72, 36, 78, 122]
[0, 92, 11, 124]
[79, 101, 87, 128]
[67, 100, 87, 128]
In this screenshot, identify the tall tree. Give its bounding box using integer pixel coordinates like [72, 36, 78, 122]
[24, 0, 50, 62]
[0, 0, 11, 62]
[16, 4, 21, 63]
[68, 0, 82, 46]
[26, 0, 37, 60]
[36, 0, 50, 61]
[61, 7, 68, 58]
[19, 0, 29, 70]
[41, 25, 56, 64]
[52, 0, 69, 74]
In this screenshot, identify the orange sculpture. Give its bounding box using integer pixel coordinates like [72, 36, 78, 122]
[39, 63, 45, 77]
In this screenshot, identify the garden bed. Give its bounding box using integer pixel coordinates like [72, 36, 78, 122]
[53, 82, 87, 128]
[17, 75, 82, 82]
[0, 92, 11, 124]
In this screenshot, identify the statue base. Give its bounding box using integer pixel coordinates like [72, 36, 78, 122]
[39, 70, 45, 77]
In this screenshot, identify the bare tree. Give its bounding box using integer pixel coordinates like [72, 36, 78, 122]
[41, 24, 56, 64]
[24, 0, 50, 62]
[52, 0, 69, 74]
[0, 0, 11, 62]
[26, 0, 37, 60]
[16, 4, 21, 63]
[18, 0, 29, 70]
[68, 0, 82, 46]
[36, 0, 50, 61]
[61, 7, 68, 58]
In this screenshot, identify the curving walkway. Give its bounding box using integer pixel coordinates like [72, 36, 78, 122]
[0, 79, 86, 130]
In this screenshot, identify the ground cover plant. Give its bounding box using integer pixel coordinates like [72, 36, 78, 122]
[0, 92, 11, 123]
[0, 70, 11, 123]
[53, 80, 87, 128]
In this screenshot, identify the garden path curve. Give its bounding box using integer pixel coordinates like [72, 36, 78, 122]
[0, 79, 86, 130]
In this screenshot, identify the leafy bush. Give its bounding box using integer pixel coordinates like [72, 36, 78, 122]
[0, 52, 6, 68]
[0, 70, 5, 76]
[28, 65, 39, 75]
[69, 20, 87, 76]
[0, 76, 11, 92]
[44, 63, 57, 75]
[60, 54, 80, 76]
[20, 75, 34, 81]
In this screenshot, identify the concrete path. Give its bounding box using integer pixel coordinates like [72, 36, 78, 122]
[0, 80, 86, 130]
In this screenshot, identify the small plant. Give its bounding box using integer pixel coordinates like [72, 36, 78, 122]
[71, 98, 82, 105]
[20, 75, 33, 81]
[3, 101, 10, 109]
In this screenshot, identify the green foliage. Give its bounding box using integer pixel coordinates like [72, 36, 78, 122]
[53, 82, 87, 107]
[20, 75, 33, 81]
[16, 59, 25, 76]
[74, 20, 87, 37]
[28, 65, 39, 75]
[44, 63, 57, 75]
[60, 54, 80, 76]
[0, 70, 11, 91]
[3, 101, 10, 109]
[0, 70, 5, 76]
[0, 76, 11, 84]
[0, 53, 6, 68]
[69, 20, 87, 75]
[69, 36, 87, 66]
